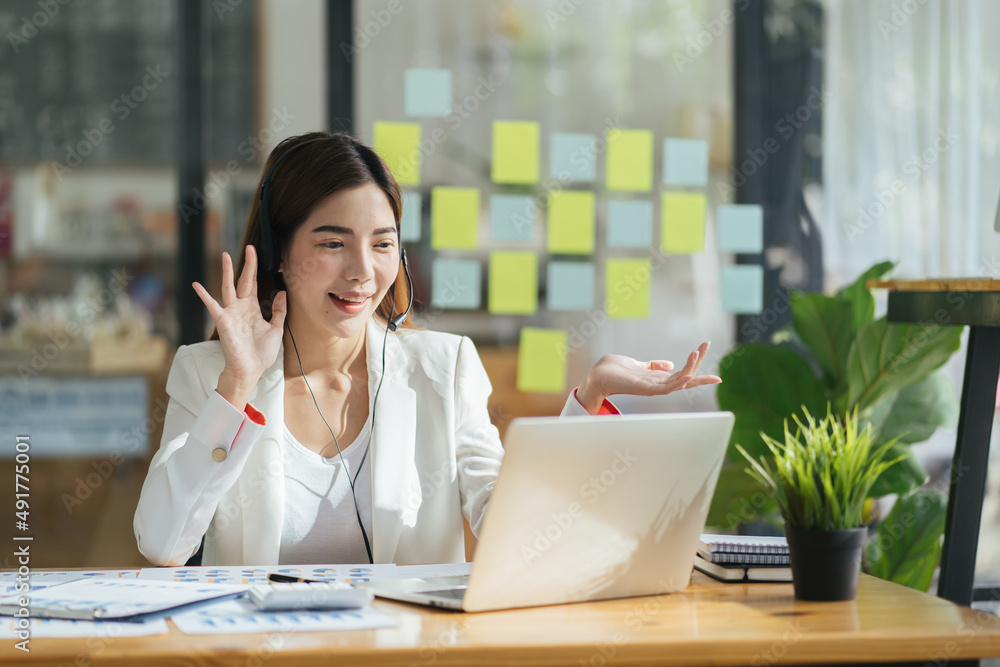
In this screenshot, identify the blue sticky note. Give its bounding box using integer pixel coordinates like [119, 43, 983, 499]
[404, 69, 452, 117]
[400, 191, 422, 242]
[490, 194, 536, 242]
[718, 204, 763, 253]
[721, 265, 764, 314]
[663, 138, 709, 187]
[547, 261, 595, 311]
[431, 259, 481, 310]
[549, 133, 597, 182]
[606, 199, 654, 248]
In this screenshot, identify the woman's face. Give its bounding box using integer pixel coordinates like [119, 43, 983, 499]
[279, 183, 399, 341]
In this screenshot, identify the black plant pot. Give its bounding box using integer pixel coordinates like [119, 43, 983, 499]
[784, 526, 867, 601]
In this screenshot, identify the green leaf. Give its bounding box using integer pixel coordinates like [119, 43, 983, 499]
[717, 344, 828, 461]
[846, 318, 963, 412]
[836, 260, 896, 334]
[791, 292, 854, 391]
[706, 463, 777, 529]
[866, 490, 947, 591]
[877, 371, 959, 445]
[867, 443, 928, 498]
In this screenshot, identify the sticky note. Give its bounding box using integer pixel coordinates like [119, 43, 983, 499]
[517, 327, 568, 394]
[490, 194, 536, 242]
[547, 190, 595, 255]
[606, 199, 654, 248]
[721, 265, 764, 314]
[606, 258, 652, 320]
[373, 122, 421, 186]
[718, 204, 764, 253]
[662, 138, 709, 186]
[431, 187, 479, 250]
[488, 251, 538, 314]
[549, 132, 597, 182]
[547, 261, 595, 311]
[660, 192, 707, 253]
[491, 121, 540, 184]
[400, 191, 421, 242]
[404, 68, 452, 117]
[605, 128, 653, 192]
[431, 259, 481, 310]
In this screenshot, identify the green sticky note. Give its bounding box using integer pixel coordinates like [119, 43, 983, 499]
[606, 258, 652, 320]
[431, 187, 480, 250]
[488, 251, 538, 314]
[517, 327, 568, 394]
[491, 121, 540, 184]
[373, 122, 421, 186]
[721, 265, 764, 314]
[605, 128, 653, 192]
[547, 190, 595, 255]
[660, 192, 706, 254]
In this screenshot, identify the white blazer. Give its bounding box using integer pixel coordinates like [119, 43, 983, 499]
[134, 319, 589, 566]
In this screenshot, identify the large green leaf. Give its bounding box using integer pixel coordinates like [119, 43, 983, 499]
[706, 463, 777, 529]
[877, 371, 959, 445]
[846, 318, 963, 412]
[866, 490, 947, 591]
[867, 443, 928, 498]
[836, 260, 896, 334]
[717, 344, 828, 461]
[791, 292, 854, 392]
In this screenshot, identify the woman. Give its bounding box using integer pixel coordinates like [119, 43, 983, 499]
[133, 131, 720, 567]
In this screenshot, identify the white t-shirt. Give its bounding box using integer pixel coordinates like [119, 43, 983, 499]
[278, 419, 373, 565]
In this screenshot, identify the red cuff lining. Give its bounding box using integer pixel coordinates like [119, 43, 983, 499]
[597, 399, 619, 415]
[244, 403, 266, 426]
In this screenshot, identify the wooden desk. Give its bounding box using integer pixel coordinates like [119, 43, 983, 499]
[869, 279, 1000, 606]
[6, 573, 1000, 666]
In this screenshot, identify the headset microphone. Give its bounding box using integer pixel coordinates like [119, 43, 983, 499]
[387, 248, 413, 332]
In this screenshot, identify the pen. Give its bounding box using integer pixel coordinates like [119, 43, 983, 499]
[266, 573, 325, 584]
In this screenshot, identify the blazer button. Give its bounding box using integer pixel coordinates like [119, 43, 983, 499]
[212, 447, 228, 462]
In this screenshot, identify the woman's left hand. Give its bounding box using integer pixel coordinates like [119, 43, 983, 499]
[574, 342, 722, 414]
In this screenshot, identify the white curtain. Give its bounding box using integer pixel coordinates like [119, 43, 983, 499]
[822, 0, 1000, 285]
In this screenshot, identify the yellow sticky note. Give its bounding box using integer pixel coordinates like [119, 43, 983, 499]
[547, 190, 595, 255]
[431, 187, 480, 250]
[491, 121, 540, 184]
[488, 251, 538, 314]
[373, 121, 421, 186]
[517, 327, 568, 394]
[605, 129, 653, 192]
[606, 258, 652, 320]
[660, 192, 707, 253]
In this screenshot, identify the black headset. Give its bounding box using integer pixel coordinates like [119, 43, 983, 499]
[257, 135, 414, 564]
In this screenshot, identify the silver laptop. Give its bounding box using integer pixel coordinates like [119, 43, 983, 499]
[359, 411, 733, 612]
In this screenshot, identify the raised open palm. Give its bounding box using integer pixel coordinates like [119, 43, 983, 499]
[192, 245, 287, 384]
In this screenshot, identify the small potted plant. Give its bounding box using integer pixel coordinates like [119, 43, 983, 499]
[737, 406, 902, 601]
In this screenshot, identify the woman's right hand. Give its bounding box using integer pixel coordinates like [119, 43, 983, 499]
[192, 245, 287, 408]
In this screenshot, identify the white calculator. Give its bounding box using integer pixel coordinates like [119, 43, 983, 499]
[247, 581, 373, 611]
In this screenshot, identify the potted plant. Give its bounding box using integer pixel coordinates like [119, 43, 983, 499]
[738, 406, 902, 601]
[710, 261, 962, 592]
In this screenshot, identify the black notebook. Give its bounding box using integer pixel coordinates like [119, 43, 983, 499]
[693, 555, 792, 583]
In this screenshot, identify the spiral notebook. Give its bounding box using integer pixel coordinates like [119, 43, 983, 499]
[697, 534, 790, 566]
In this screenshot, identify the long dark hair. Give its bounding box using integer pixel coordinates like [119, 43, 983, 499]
[211, 131, 412, 340]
